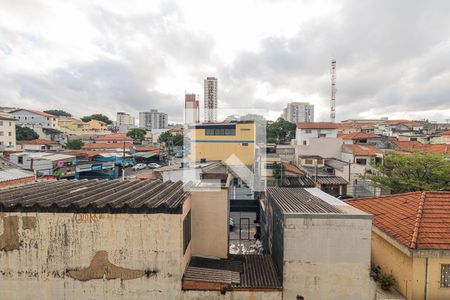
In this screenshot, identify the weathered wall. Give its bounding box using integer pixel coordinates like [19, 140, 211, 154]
[282, 216, 376, 300]
[371, 230, 413, 298]
[190, 189, 228, 258]
[0, 210, 188, 300]
[426, 257, 450, 300]
[182, 290, 282, 300]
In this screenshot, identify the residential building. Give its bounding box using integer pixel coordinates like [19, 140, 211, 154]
[9, 152, 76, 178]
[339, 132, 381, 145]
[10, 109, 58, 129]
[184, 93, 200, 124]
[295, 137, 344, 160]
[0, 157, 35, 188]
[139, 109, 168, 130]
[348, 192, 450, 300]
[282, 102, 314, 123]
[86, 119, 109, 132]
[57, 117, 92, 134]
[262, 187, 376, 300]
[116, 112, 135, 126]
[190, 121, 256, 166]
[204, 77, 218, 122]
[95, 133, 133, 144]
[342, 144, 383, 167]
[296, 122, 338, 146]
[275, 145, 295, 163]
[16, 139, 61, 152]
[431, 130, 450, 144]
[0, 113, 16, 151]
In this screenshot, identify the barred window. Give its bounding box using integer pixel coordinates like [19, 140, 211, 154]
[441, 264, 450, 287]
[183, 210, 191, 254]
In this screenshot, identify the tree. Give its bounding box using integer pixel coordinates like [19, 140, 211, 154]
[81, 114, 113, 124]
[158, 131, 183, 146]
[266, 118, 296, 144]
[65, 140, 84, 150]
[367, 151, 450, 193]
[127, 128, 146, 141]
[16, 126, 39, 141]
[43, 110, 71, 117]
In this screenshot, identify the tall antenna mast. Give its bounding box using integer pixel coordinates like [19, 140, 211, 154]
[330, 60, 336, 123]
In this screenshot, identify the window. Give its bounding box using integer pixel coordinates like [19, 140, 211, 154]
[183, 210, 191, 254]
[242, 143, 248, 146]
[305, 129, 312, 133]
[317, 159, 323, 164]
[441, 264, 450, 287]
[264, 163, 274, 169]
[303, 140, 307, 145]
[9, 122, 11, 126]
[18, 156, 23, 164]
[8, 132, 11, 136]
[0, 121, 3, 126]
[305, 159, 313, 165]
[356, 158, 367, 165]
[0, 132, 3, 136]
[205, 127, 236, 136]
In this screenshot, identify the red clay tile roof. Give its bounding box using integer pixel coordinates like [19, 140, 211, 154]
[282, 162, 304, 175]
[338, 132, 378, 140]
[392, 140, 423, 150]
[134, 146, 160, 153]
[440, 130, 450, 136]
[20, 139, 57, 145]
[82, 143, 133, 149]
[421, 144, 450, 154]
[348, 192, 450, 250]
[297, 122, 338, 129]
[96, 133, 133, 142]
[343, 144, 381, 156]
[11, 109, 56, 118]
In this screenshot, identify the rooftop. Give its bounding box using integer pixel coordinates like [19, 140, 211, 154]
[297, 122, 338, 129]
[11, 109, 56, 118]
[421, 144, 450, 154]
[0, 179, 188, 214]
[338, 132, 379, 140]
[314, 175, 348, 185]
[343, 144, 381, 156]
[281, 175, 316, 188]
[182, 255, 281, 290]
[348, 192, 450, 250]
[282, 162, 304, 175]
[96, 133, 133, 142]
[391, 140, 423, 150]
[0, 158, 35, 184]
[17, 139, 58, 145]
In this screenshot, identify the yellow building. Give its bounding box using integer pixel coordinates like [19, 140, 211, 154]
[348, 192, 450, 300]
[87, 119, 108, 132]
[57, 117, 92, 134]
[190, 121, 255, 166]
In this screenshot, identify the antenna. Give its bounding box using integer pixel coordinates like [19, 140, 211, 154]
[330, 60, 336, 123]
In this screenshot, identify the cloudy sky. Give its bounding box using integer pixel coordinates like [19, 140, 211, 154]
[1, 0, 449, 123]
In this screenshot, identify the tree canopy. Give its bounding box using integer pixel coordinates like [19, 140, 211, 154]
[16, 126, 39, 141]
[43, 110, 71, 117]
[81, 114, 113, 124]
[367, 151, 450, 193]
[158, 131, 183, 146]
[127, 128, 146, 141]
[266, 118, 296, 144]
[65, 140, 84, 150]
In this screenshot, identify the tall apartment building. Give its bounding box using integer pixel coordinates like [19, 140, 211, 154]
[204, 77, 218, 123]
[184, 93, 200, 124]
[116, 112, 135, 126]
[282, 102, 314, 123]
[139, 109, 168, 130]
[0, 113, 16, 151]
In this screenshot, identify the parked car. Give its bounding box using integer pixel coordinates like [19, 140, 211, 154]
[175, 151, 183, 158]
[337, 194, 353, 200]
[132, 163, 147, 171]
[147, 163, 161, 169]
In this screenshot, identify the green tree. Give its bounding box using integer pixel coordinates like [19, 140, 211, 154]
[16, 126, 39, 141]
[43, 110, 71, 117]
[127, 128, 146, 141]
[65, 140, 84, 150]
[81, 114, 113, 124]
[266, 118, 296, 144]
[158, 131, 183, 146]
[272, 162, 284, 186]
[367, 151, 450, 193]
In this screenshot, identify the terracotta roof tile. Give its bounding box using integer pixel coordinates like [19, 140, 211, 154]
[19, 139, 57, 145]
[421, 144, 450, 154]
[348, 192, 450, 250]
[392, 140, 423, 150]
[343, 144, 381, 156]
[338, 132, 379, 140]
[297, 122, 338, 129]
[282, 162, 304, 175]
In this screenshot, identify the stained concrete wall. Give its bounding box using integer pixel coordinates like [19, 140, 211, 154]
[0, 209, 191, 300]
[190, 188, 228, 259]
[182, 290, 282, 300]
[282, 216, 376, 300]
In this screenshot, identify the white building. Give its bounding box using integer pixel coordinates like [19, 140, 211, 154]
[204, 77, 218, 122]
[0, 113, 16, 151]
[139, 109, 168, 130]
[296, 122, 338, 146]
[115, 112, 136, 133]
[282, 102, 314, 123]
[10, 109, 57, 129]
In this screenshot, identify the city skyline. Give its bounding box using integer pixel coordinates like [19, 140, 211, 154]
[1, 1, 450, 123]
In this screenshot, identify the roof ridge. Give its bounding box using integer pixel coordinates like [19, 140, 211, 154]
[410, 191, 427, 249]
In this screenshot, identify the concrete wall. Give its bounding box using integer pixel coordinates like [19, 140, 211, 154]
[295, 138, 343, 161]
[0, 208, 190, 300]
[190, 188, 228, 259]
[282, 216, 376, 300]
[182, 290, 281, 300]
[296, 129, 337, 146]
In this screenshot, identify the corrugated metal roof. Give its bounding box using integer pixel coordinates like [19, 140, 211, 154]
[267, 187, 343, 214]
[281, 176, 315, 187]
[0, 179, 188, 214]
[183, 255, 281, 289]
[0, 168, 35, 183]
[315, 176, 348, 185]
